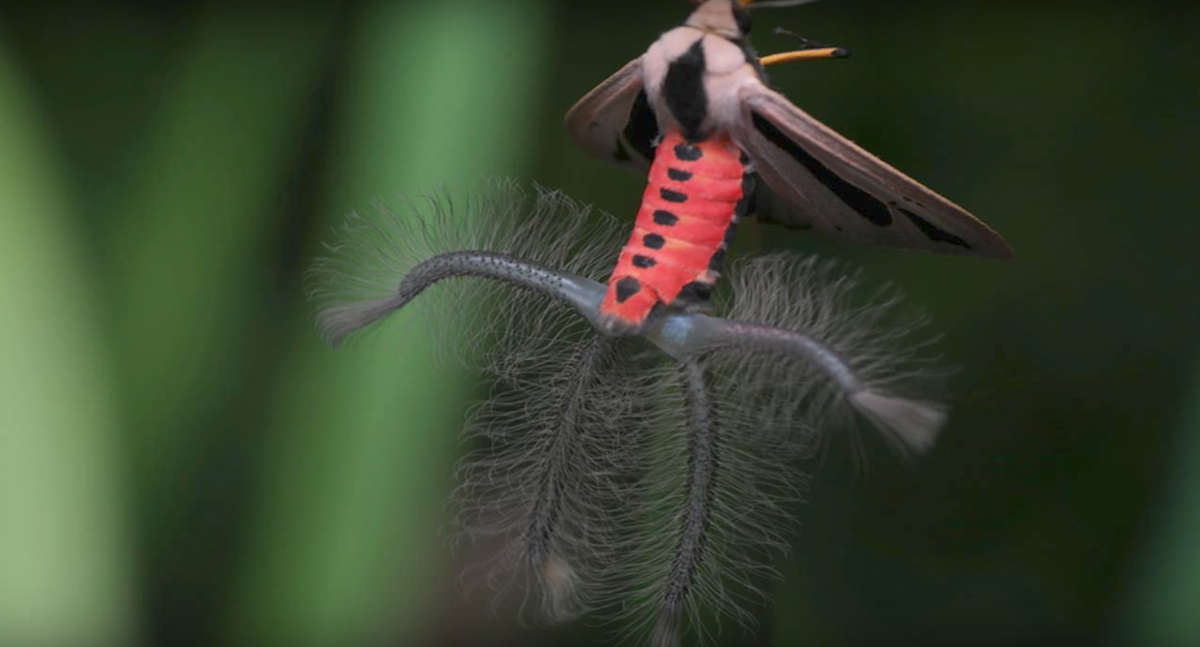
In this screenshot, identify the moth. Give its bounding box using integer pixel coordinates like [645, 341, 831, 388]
[566, 0, 1013, 335]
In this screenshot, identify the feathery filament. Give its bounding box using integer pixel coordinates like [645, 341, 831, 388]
[310, 182, 948, 644]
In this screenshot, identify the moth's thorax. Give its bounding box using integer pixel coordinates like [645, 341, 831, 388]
[643, 28, 757, 140]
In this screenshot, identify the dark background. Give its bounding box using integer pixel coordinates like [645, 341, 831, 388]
[1, 0, 1198, 645]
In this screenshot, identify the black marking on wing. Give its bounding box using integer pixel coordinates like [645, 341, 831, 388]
[675, 142, 703, 161]
[898, 206, 972, 249]
[660, 188, 688, 203]
[617, 90, 658, 163]
[653, 210, 680, 226]
[643, 233, 666, 249]
[663, 39, 708, 142]
[751, 112, 893, 227]
[615, 277, 642, 304]
[668, 168, 694, 182]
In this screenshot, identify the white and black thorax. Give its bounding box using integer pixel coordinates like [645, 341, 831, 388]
[643, 1, 763, 143]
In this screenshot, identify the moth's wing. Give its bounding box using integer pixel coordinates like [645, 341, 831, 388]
[564, 56, 658, 174]
[730, 80, 1014, 258]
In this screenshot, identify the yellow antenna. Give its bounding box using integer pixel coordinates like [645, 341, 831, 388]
[737, 0, 850, 65]
[760, 47, 848, 66]
[759, 27, 850, 66]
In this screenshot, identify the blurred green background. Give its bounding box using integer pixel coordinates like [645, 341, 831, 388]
[1, 0, 1197, 645]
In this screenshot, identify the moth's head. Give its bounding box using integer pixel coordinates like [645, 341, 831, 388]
[685, 0, 822, 39]
[685, 0, 753, 40]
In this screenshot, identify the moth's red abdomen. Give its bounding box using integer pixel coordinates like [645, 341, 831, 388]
[599, 129, 749, 334]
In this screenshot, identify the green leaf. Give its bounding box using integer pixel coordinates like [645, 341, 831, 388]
[0, 42, 136, 647]
[226, 2, 550, 645]
[104, 4, 340, 486]
[1122, 358, 1200, 643]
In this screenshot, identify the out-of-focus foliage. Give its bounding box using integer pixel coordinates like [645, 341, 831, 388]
[0, 0, 1197, 645]
[1122, 358, 1200, 644]
[0, 39, 135, 647]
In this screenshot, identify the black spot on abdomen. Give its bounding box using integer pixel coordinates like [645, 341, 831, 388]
[668, 168, 693, 182]
[615, 277, 642, 304]
[663, 40, 709, 142]
[674, 143, 703, 161]
[653, 210, 680, 226]
[675, 281, 713, 304]
[660, 188, 688, 203]
[643, 233, 666, 249]
[751, 112, 892, 227]
[632, 254, 657, 269]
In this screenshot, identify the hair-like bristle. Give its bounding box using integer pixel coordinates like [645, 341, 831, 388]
[311, 184, 951, 644]
[314, 295, 407, 348]
[650, 602, 684, 647]
[598, 253, 947, 644]
[647, 362, 721, 647]
[716, 253, 949, 460]
[538, 553, 583, 623]
[850, 391, 948, 458]
[451, 333, 664, 626]
[448, 251, 944, 643]
[307, 180, 624, 359]
[605, 353, 805, 647]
